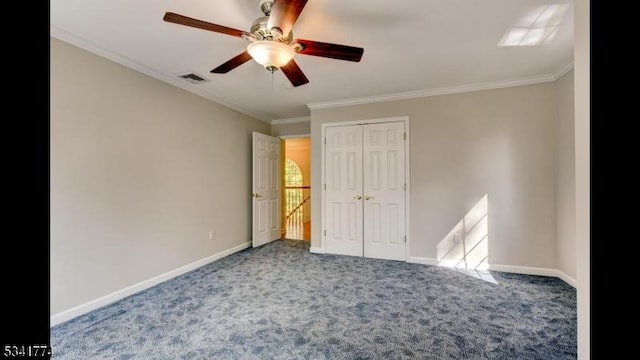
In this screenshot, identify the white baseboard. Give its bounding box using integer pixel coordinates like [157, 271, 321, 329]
[488, 263, 558, 277]
[406, 258, 576, 288]
[309, 246, 324, 254]
[555, 270, 577, 288]
[50, 241, 251, 327]
[490, 264, 576, 288]
[407, 256, 438, 265]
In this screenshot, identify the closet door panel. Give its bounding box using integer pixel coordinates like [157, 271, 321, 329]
[325, 125, 363, 257]
[363, 122, 406, 261]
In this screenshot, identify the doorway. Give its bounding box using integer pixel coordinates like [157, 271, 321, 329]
[283, 137, 311, 241]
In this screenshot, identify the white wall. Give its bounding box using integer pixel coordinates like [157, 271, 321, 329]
[554, 70, 576, 280]
[310, 83, 557, 269]
[272, 121, 311, 137]
[50, 38, 270, 315]
[574, 0, 590, 357]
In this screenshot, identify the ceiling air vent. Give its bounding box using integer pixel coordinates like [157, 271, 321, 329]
[178, 72, 209, 84]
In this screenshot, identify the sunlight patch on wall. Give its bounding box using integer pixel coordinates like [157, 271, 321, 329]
[436, 194, 494, 282]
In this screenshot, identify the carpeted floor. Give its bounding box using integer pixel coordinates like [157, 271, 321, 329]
[51, 239, 576, 359]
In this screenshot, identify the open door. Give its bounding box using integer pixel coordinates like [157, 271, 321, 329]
[252, 132, 281, 247]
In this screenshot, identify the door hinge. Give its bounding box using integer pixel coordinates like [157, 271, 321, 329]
[403, 132, 406, 140]
[404, 236, 407, 243]
[403, 183, 406, 191]
[324, 137, 327, 144]
[324, 230, 326, 236]
[324, 184, 327, 190]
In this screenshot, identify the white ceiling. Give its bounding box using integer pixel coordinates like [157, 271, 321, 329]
[50, 0, 574, 122]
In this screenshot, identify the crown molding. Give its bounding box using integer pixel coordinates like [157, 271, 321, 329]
[50, 25, 272, 124]
[51, 24, 575, 122]
[271, 116, 310, 125]
[553, 61, 574, 80]
[307, 65, 573, 110]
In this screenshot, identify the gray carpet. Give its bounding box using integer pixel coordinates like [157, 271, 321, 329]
[50, 239, 576, 359]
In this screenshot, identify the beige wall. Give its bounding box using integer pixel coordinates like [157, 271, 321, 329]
[272, 121, 311, 137]
[50, 38, 270, 315]
[575, 0, 590, 357]
[285, 138, 311, 187]
[311, 83, 557, 268]
[554, 70, 576, 280]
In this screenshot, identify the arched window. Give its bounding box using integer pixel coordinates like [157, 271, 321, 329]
[285, 158, 303, 186]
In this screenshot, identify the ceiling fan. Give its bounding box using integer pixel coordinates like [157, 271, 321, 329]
[163, 0, 364, 87]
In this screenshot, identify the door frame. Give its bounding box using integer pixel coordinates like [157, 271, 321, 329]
[320, 116, 411, 261]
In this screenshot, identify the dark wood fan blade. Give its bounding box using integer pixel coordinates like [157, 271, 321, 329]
[281, 59, 309, 87]
[267, 0, 308, 37]
[211, 51, 253, 73]
[163, 12, 247, 38]
[295, 39, 364, 62]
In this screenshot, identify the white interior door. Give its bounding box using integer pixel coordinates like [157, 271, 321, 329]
[363, 122, 406, 261]
[324, 121, 407, 261]
[324, 125, 363, 257]
[252, 132, 281, 247]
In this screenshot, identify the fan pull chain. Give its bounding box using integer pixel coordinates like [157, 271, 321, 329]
[271, 70, 274, 91]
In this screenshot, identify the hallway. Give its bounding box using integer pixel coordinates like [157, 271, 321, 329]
[284, 138, 311, 241]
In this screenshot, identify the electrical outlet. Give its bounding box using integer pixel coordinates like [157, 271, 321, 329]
[209, 230, 216, 240]
[453, 233, 462, 244]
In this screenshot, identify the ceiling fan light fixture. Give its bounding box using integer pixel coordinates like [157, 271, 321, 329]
[163, 0, 363, 87]
[247, 40, 295, 71]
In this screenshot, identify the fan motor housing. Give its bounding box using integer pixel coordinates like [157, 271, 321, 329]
[250, 16, 293, 43]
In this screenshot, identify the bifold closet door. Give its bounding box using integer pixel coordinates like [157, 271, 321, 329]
[325, 121, 407, 260]
[325, 125, 364, 257]
[362, 122, 406, 261]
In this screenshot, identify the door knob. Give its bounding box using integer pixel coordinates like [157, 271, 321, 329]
[253, 193, 262, 198]
[364, 195, 373, 200]
[354, 195, 362, 200]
